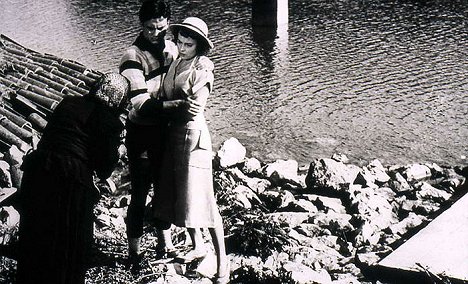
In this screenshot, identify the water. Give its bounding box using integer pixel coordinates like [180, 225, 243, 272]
[1, 0, 467, 166]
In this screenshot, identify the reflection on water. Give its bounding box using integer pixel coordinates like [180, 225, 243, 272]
[1, 0, 467, 166]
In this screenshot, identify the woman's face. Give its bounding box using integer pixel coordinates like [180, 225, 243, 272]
[177, 34, 197, 60]
[142, 17, 169, 45]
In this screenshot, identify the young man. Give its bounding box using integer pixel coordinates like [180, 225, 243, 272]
[119, 0, 209, 265]
[119, 0, 178, 264]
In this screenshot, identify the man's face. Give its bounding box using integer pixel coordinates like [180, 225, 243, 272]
[142, 17, 169, 45]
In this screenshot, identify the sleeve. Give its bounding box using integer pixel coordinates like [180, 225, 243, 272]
[191, 69, 214, 95]
[90, 107, 124, 180]
[164, 40, 178, 65]
[137, 97, 165, 118]
[119, 47, 151, 111]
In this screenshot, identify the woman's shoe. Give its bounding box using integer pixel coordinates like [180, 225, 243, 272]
[212, 261, 230, 284]
[174, 249, 207, 264]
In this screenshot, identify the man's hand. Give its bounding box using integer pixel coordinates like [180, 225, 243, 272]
[195, 56, 214, 71]
[162, 99, 188, 110]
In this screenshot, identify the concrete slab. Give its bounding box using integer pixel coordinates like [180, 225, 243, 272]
[378, 192, 468, 282]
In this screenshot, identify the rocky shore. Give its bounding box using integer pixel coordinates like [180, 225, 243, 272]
[0, 33, 467, 284]
[0, 136, 466, 283]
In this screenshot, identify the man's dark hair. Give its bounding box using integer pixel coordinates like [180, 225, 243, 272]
[139, 0, 171, 23]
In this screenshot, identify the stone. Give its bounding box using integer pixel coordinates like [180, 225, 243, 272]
[216, 137, 246, 168]
[388, 171, 412, 192]
[355, 222, 383, 246]
[388, 212, 426, 235]
[0, 206, 20, 228]
[331, 153, 350, 164]
[347, 185, 398, 229]
[260, 188, 296, 210]
[118, 144, 127, 161]
[286, 199, 319, 213]
[303, 194, 347, 214]
[306, 158, 360, 192]
[4, 145, 24, 188]
[0, 205, 20, 245]
[332, 274, 361, 284]
[398, 197, 418, 212]
[96, 213, 112, 228]
[294, 223, 323, 238]
[0, 160, 12, 188]
[416, 182, 451, 202]
[263, 159, 299, 184]
[425, 162, 445, 178]
[226, 167, 249, 183]
[404, 164, 431, 181]
[113, 195, 131, 208]
[355, 252, 380, 267]
[267, 212, 313, 228]
[246, 177, 271, 195]
[354, 159, 390, 187]
[309, 212, 355, 234]
[232, 185, 261, 209]
[281, 261, 332, 284]
[368, 159, 391, 184]
[242, 157, 262, 175]
[413, 200, 440, 215]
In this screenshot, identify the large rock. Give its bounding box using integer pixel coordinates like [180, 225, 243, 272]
[415, 182, 452, 202]
[246, 177, 271, 195]
[354, 159, 390, 187]
[347, 185, 399, 246]
[303, 194, 347, 214]
[216, 137, 246, 168]
[294, 223, 323, 238]
[308, 212, 355, 235]
[281, 261, 332, 284]
[285, 199, 319, 213]
[347, 185, 398, 230]
[388, 171, 412, 192]
[403, 164, 431, 181]
[226, 167, 272, 194]
[260, 188, 296, 210]
[232, 185, 261, 209]
[263, 159, 300, 184]
[242, 157, 262, 175]
[388, 212, 426, 235]
[306, 158, 360, 192]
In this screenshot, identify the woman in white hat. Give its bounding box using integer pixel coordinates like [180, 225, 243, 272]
[153, 17, 229, 283]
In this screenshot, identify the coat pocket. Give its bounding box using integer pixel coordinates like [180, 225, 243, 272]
[185, 129, 212, 169]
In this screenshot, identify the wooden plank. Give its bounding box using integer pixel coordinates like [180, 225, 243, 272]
[378, 192, 468, 282]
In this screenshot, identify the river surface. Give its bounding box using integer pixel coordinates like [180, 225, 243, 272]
[1, 0, 467, 166]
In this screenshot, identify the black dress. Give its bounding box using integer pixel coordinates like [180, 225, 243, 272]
[16, 96, 124, 284]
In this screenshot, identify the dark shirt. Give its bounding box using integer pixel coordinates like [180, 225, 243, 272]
[23, 96, 124, 186]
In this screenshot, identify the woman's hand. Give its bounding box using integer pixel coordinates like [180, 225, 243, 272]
[186, 97, 203, 116]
